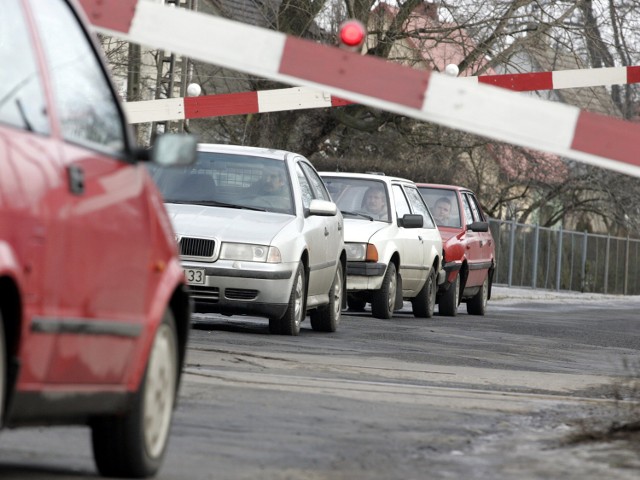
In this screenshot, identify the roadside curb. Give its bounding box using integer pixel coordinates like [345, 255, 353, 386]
[491, 285, 640, 302]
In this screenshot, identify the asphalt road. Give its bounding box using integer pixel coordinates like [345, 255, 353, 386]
[1, 287, 639, 479]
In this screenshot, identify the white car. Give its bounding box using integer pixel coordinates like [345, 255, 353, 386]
[149, 144, 346, 336]
[320, 172, 442, 319]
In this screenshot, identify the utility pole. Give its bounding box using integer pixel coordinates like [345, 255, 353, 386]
[127, 42, 141, 142]
[180, 0, 197, 133]
[151, 0, 195, 141]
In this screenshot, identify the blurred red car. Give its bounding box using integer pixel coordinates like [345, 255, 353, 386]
[0, 0, 196, 477]
[417, 184, 496, 316]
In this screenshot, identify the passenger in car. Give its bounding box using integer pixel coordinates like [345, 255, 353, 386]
[173, 172, 216, 201]
[256, 167, 287, 196]
[433, 196, 453, 226]
[362, 185, 388, 220]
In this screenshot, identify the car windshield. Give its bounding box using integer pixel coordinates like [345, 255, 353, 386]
[417, 187, 462, 228]
[322, 176, 390, 222]
[148, 151, 294, 215]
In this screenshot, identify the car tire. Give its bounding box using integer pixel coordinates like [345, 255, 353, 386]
[0, 312, 6, 426]
[467, 275, 489, 315]
[310, 262, 343, 332]
[270, 262, 305, 336]
[411, 267, 436, 318]
[439, 274, 459, 316]
[347, 296, 366, 312]
[371, 262, 397, 319]
[91, 309, 178, 478]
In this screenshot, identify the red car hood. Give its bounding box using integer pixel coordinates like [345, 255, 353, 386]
[437, 226, 463, 243]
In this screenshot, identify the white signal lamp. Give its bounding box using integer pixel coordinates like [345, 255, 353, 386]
[445, 63, 459, 77]
[187, 83, 202, 97]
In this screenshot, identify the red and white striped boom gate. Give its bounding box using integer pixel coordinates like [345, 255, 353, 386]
[123, 66, 640, 124]
[79, 0, 640, 179]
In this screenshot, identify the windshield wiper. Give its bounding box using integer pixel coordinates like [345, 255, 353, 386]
[15, 99, 34, 132]
[165, 199, 267, 211]
[341, 210, 373, 221]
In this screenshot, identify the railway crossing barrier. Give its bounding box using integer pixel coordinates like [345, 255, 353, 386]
[79, 0, 640, 179]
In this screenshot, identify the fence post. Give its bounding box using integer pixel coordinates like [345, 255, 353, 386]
[555, 225, 563, 291]
[532, 224, 539, 289]
[581, 231, 588, 292]
[624, 236, 630, 295]
[508, 218, 516, 287]
[604, 234, 610, 294]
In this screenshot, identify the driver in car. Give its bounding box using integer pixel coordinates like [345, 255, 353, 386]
[257, 168, 287, 196]
[433, 196, 453, 226]
[362, 186, 388, 220]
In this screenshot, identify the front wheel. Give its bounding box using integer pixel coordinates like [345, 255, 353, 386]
[270, 262, 305, 335]
[411, 267, 436, 318]
[467, 275, 489, 315]
[439, 274, 459, 316]
[310, 262, 343, 332]
[92, 309, 178, 478]
[371, 262, 397, 319]
[0, 311, 6, 427]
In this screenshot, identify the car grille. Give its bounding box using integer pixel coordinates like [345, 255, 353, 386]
[179, 237, 215, 258]
[188, 286, 219, 304]
[225, 288, 259, 300]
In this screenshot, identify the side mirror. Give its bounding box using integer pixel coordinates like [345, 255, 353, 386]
[307, 199, 338, 217]
[144, 134, 197, 167]
[399, 214, 423, 228]
[468, 221, 489, 232]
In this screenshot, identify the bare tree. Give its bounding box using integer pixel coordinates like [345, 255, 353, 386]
[100, 0, 640, 235]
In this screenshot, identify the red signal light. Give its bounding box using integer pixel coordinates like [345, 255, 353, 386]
[338, 20, 365, 49]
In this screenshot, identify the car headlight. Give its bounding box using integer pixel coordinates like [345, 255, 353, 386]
[346, 243, 378, 262]
[219, 243, 282, 263]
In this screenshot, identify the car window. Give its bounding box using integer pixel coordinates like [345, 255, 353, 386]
[461, 194, 474, 226]
[418, 187, 461, 228]
[404, 186, 436, 228]
[29, 0, 126, 153]
[295, 163, 314, 209]
[149, 152, 294, 214]
[320, 176, 389, 221]
[299, 162, 331, 201]
[466, 193, 485, 222]
[0, 0, 49, 134]
[392, 185, 411, 219]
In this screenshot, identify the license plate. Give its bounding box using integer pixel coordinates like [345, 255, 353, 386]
[184, 268, 206, 285]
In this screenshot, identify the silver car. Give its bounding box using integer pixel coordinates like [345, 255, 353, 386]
[149, 144, 346, 335]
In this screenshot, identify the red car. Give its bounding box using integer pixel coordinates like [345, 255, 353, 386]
[0, 0, 196, 477]
[417, 184, 496, 316]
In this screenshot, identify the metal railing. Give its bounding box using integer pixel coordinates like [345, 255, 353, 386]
[489, 219, 640, 295]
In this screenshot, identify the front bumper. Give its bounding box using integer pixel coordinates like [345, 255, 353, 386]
[439, 260, 462, 290]
[183, 260, 295, 319]
[346, 261, 387, 291]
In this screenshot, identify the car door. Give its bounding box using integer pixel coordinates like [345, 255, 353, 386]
[299, 161, 342, 277]
[391, 184, 424, 293]
[30, 0, 146, 384]
[460, 192, 486, 287]
[295, 162, 332, 297]
[465, 192, 493, 284]
[404, 184, 440, 286]
[1, 0, 61, 386]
